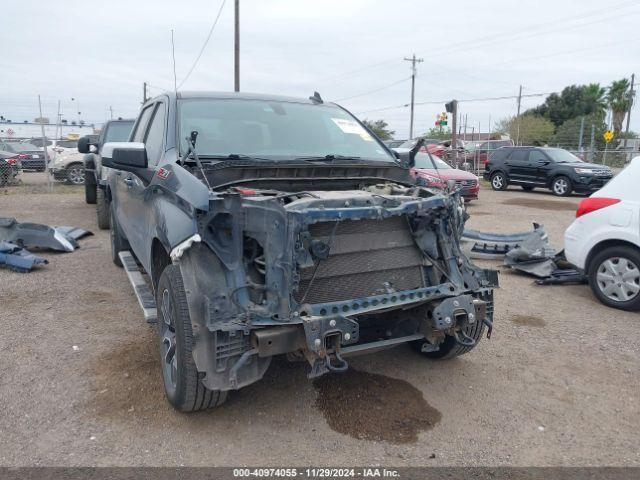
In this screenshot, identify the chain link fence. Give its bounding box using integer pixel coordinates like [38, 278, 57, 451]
[0, 136, 87, 195]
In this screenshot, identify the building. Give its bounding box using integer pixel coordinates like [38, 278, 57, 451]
[0, 121, 96, 140]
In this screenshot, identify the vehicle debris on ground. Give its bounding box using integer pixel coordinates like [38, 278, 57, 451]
[0, 241, 48, 272]
[0, 217, 92, 252]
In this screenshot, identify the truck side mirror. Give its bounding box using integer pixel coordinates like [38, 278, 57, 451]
[77, 136, 91, 154]
[101, 142, 148, 170]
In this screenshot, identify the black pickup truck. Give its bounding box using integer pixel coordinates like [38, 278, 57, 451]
[78, 119, 134, 228]
[102, 91, 498, 412]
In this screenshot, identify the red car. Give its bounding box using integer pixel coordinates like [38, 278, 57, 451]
[410, 152, 480, 201]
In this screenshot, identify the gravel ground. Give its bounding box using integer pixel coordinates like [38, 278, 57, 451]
[0, 179, 638, 467]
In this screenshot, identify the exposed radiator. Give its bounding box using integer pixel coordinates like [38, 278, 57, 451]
[295, 216, 426, 304]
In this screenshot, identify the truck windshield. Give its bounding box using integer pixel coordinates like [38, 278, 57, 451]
[178, 98, 395, 163]
[105, 121, 135, 143]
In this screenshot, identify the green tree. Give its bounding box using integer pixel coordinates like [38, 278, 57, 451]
[424, 126, 451, 140]
[361, 119, 395, 140]
[526, 84, 607, 127]
[495, 115, 555, 145]
[551, 114, 607, 151]
[607, 78, 634, 134]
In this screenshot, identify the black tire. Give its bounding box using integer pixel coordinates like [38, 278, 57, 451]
[551, 175, 572, 196]
[156, 264, 228, 412]
[85, 176, 97, 204]
[421, 321, 485, 360]
[66, 163, 85, 185]
[521, 185, 535, 191]
[490, 171, 508, 191]
[96, 188, 110, 230]
[414, 292, 492, 360]
[588, 245, 640, 311]
[109, 205, 129, 267]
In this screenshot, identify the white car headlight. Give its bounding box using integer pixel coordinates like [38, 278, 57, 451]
[574, 168, 594, 174]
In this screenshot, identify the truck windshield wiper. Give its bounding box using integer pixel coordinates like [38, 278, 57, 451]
[293, 154, 362, 163]
[189, 153, 275, 162]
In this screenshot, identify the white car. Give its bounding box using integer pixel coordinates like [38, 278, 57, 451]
[564, 156, 640, 311]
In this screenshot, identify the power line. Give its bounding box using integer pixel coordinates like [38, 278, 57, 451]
[177, 0, 227, 90]
[356, 92, 554, 115]
[315, 0, 638, 87]
[333, 77, 411, 103]
[481, 35, 640, 69]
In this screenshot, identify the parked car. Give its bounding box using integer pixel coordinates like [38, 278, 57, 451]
[0, 151, 22, 186]
[48, 139, 86, 185]
[78, 119, 134, 228]
[564, 156, 640, 311]
[410, 151, 480, 201]
[396, 138, 445, 158]
[469, 139, 514, 167]
[0, 140, 45, 171]
[484, 146, 613, 196]
[102, 91, 497, 412]
[384, 139, 406, 148]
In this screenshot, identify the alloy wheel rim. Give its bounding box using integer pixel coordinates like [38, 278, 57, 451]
[69, 167, 84, 185]
[554, 178, 567, 195]
[160, 288, 178, 393]
[596, 256, 640, 302]
[492, 175, 503, 188]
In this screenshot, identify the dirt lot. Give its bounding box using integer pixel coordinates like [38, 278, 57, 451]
[0, 178, 638, 467]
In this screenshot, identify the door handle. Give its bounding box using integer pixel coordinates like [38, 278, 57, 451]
[123, 177, 134, 187]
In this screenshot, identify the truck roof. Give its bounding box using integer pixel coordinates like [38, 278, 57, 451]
[157, 91, 325, 105]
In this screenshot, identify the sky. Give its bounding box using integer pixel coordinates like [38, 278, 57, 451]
[1, 0, 638, 139]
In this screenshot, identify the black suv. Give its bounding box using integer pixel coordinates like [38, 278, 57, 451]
[483, 146, 613, 196]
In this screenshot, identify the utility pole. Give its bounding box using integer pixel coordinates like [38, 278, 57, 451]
[404, 54, 423, 139]
[589, 123, 595, 162]
[234, 0, 240, 92]
[446, 99, 458, 166]
[515, 85, 523, 145]
[38, 95, 51, 191]
[109, 106, 114, 120]
[578, 116, 585, 152]
[624, 73, 635, 152]
[143, 82, 148, 104]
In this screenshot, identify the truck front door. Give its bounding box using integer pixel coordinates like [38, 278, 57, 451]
[118, 102, 167, 261]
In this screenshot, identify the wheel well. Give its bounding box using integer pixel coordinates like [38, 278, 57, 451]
[585, 239, 640, 273]
[151, 239, 171, 293]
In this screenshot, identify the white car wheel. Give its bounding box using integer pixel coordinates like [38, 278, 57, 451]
[595, 257, 640, 302]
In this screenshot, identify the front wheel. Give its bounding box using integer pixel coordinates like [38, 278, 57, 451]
[96, 188, 110, 230]
[109, 205, 129, 267]
[85, 175, 97, 204]
[490, 172, 508, 191]
[551, 176, 572, 196]
[156, 265, 228, 411]
[588, 246, 640, 311]
[66, 163, 85, 185]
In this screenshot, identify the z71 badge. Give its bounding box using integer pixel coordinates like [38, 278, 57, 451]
[156, 167, 171, 180]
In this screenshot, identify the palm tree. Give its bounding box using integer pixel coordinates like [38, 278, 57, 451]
[583, 83, 607, 120]
[606, 79, 633, 134]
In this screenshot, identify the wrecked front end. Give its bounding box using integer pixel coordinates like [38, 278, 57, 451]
[175, 185, 498, 391]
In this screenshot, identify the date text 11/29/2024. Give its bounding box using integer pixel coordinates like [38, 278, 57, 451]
[233, 468, 400, 478]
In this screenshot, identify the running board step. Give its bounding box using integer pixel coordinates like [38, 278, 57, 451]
[118, 251, 157, 324]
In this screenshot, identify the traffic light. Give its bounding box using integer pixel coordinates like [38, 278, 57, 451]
[445, 100, 457, 113]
